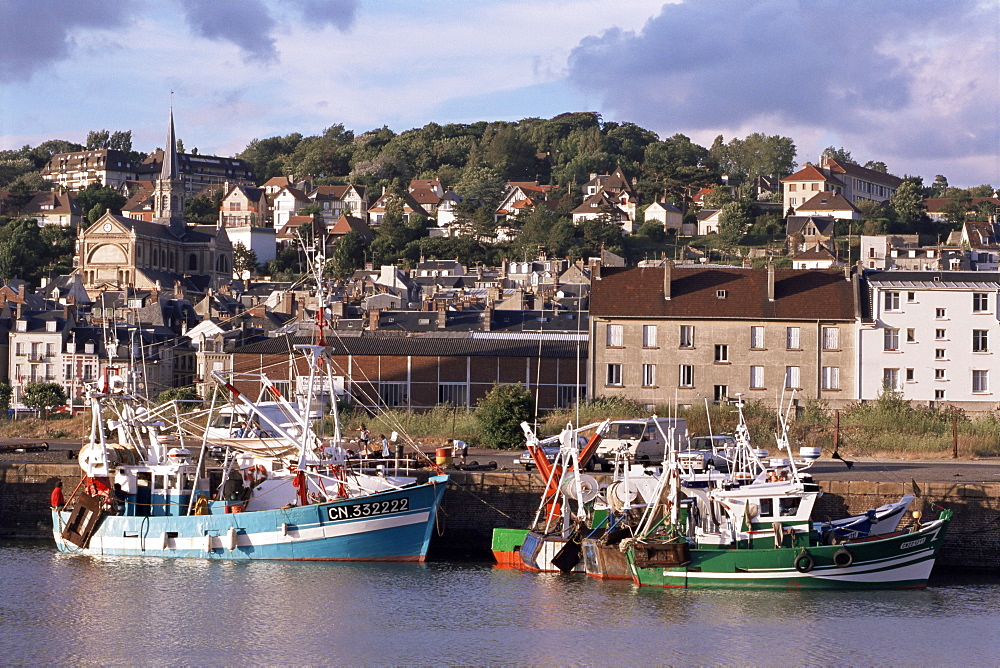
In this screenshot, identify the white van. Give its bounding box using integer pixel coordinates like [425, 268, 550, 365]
[593, 417, 688, 471]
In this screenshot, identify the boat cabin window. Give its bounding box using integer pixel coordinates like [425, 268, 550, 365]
[759, 498, 774, 517]
[167, 474, 178, 490]
[211, 414, 234, 429]
[779, 498, 801, 516]
[154, 475, 165, 491]
[182, 473, 195, 491]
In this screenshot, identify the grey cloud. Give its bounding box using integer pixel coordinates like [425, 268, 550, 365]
[567, 0, 997, 162]
[178, 0, 278, 64]
[0, 0, 137, 83]
[290, 0, 357, 31]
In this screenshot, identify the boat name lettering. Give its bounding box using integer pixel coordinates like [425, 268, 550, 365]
[327, 498, 409, 521]
[899, 536, 927, 550]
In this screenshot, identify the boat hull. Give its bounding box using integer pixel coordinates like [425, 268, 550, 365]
[52, 476, 448, 561]
[491, 527, 530, 568]
[581, 538, 632, 580]
[628, 514, 950, 590]
[519, 530, 585, 573]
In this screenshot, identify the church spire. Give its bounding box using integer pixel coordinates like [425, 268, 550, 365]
[161, 107, 179, 181]
[153, 107, 186, 235]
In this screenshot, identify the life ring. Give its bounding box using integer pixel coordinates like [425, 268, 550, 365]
[244, 464, 267, 485]
[833, 547, 854, 568]
[794, 551, 815, 573]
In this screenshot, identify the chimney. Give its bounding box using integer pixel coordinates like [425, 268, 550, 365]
[368, 309, 380, 330]
[663, 260, 673, 300]
[437, 306, 447, 329]
[767, 262, 776, 302]
[282, 291, 294, 314]
[591, 259, 602, 280]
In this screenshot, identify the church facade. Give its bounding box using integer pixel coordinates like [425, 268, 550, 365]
[77, 111, 233, 296]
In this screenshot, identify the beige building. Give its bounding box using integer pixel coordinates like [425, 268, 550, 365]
[589, 263, 858, 410]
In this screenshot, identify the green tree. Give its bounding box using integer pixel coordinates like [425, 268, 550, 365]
[157, 386, 201, 404]
[232, 242, 258, 279]
[973, 199, 997, 222]
[941, 190, 972, 226]
[890, 180, 927, 229]
[718, 200, 752, 245]
[21, 382, 67, 419]
[822, 146, 854, 164]
[86, 129, 111, 150]
[0, 382, 11, 418]
[864, 160, 888, 173]
[475, 383, 534, 449]
[76, 183, 126, 217]
[454, 164, 505, 211]
[717, 133, 797, 181]
[185, 190, 223, 224]
[327, 230, 366, 278]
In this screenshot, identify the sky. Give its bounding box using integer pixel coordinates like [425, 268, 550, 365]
[1, 0, 997, 188]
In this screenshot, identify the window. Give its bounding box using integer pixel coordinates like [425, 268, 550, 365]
[786, 327, 800, 349]
[936, 308, 946, 319]
[884, 328, 899, 351]
[935, 329, 947, 340]
[973, 330, 989, 352]
[906, 368, 915, 382]
[935, 389, 946, 400]
[789, 184, 797, 192]
[750, 366, 764, 389]
[822, 327, 839, 350]
[606, 364, 622, 386]
[679, 325, 694, 348]
[785, 366, 800, 389]
[606, 324, 623, 347]
[882, 368, 900, 391]
[935, 349, 946, 360]
[379, 382, 408, 407]
[678, 365, 694, 388]
[822, 367, 840, 390]
[973, 293, 989, 312]
[884, 292, 900, 310]
[906, 328, 915, 343]
[714, 344, 729, 363]
[642, 364, 656, 387]
[714, 385, 729, 403]
[750, 326, 765, 349]
[973, 370, 989, 393]
[15, 342, 22, 356]
[642, 325, 657, 348]
[935, 369, 946, 380]
[438, 384, 467, 406]
[907, 292, 916, 302]
[556, 385, 585, 408]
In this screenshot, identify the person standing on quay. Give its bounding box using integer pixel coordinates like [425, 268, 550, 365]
[450, 438, 468, 465]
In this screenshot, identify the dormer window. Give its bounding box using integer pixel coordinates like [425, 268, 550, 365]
[717, 290, 727, 299]
[46, 321, 57, 332]
[15, 319, 26, 332]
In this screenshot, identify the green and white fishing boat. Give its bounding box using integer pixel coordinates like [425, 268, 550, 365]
[625, 399, 953, 590]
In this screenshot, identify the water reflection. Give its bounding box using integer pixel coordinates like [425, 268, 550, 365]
[1, 541, 998, 665]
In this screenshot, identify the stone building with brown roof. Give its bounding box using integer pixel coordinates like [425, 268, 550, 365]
[589, 263, 858, 409]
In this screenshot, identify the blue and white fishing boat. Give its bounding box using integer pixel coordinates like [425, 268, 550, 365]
[52, 358, 448, 562]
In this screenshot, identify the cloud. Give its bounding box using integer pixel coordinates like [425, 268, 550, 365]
[177, 0, 278, 64]
[289, 0, 357, 31]
[0, 0, 138, 83]
[567, 0, 998, 169]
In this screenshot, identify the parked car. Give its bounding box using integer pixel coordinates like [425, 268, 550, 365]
[678, 435, 738, 472]
[592, 417, 689, 471]
[517, 434, 592, 471]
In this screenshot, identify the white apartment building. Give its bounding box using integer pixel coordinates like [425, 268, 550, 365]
[858, 271, 1000, 412]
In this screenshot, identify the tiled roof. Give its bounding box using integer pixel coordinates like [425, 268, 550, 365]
[234, 334, 586, 358]
[781, 165, 844, 186]
[924, 196, 1000, 214]
[826, 159, 903, 188]
[590, 266, 855, 321]
[798, 191, 857, 212]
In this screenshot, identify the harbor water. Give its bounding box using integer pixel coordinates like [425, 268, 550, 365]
[2, 540, 998, 666]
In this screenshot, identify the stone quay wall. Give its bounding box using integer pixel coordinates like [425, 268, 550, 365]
[3, 464, 998, 570]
